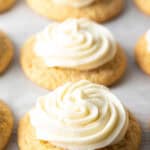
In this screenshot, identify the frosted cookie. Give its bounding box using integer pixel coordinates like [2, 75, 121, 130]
[21, 18, 127, 89]
[134, 0, 150, 15]
[0, 31, 13, 73]
[135, 30, 150, 75]
[0, 0, 15, 13]
[0, 100, 13, 150]
[18, 80, 141, 150]
[26, 0, 124, 22]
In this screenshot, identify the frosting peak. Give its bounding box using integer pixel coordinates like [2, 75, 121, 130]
[52, 0, 96, 8]
[34, 18, 117, 71]
[30, 80, 129, 150]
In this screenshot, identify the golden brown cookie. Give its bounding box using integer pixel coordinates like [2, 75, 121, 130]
[134, 0, 150, 15]
[0, 100, 13, 150]
[18, 112, 141, 150]
[135, 34, 150, 75]
[0, 31, 13, 74]
[20, 37, 127, 90]
[26, 0, 124, 22]
[0, 0, 15, 13]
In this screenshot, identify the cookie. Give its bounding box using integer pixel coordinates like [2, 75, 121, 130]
[0, 100, 13, 150]
[21, 37, 126, 89]
[0, 31, 13, 73]
[21, 19, 127, 89]
[18, 112, 141, 150]
[26, 0, 124, 22]
[18, 80, 141, 150]
[134, 0, 150, 15]
[0, 0, 15, 13]
[135, 31, 150, 75]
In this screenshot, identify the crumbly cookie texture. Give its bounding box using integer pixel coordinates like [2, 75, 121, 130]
[0, 100, 13, 150]
[18, 112, 141, 150]
[0, 31, 13, 74]
[134, 0, 150, 15]
[135, 34, 150, 75]
[21, 37, 127, 89]
[0, 0, 15, 13]
[26, 0, 124, 22]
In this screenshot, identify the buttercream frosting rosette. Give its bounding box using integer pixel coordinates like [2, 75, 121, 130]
[21, 18, 127, 89]
[30, 80, 129, 150]
[34, 18, 117, 71]
[135, 30, 150, 75]
[26, 0, 124, 22]
[18, 80, 141, 150]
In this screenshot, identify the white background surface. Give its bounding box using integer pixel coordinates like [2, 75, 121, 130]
[0, 0, 150, 149]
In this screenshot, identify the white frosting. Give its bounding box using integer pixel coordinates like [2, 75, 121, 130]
[30, 80, 129, 150]
[52, 0, 95, 8]
[34, 18, 117, 71]
[146, 30, 150, 51]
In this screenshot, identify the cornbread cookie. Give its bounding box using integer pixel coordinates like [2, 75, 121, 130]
[135, 33, 150, 75]
[21, 19, 127, 89]
[26, 0, 124, 22]
[21, 37, 126, 89]
[134, 0, 150, 15]
[0, 0, 15, 13]
[18, 113, 141, 150]
[18, 79, 141, 150]
[0, 31, 13, 73]
[0, 100, 13, 150]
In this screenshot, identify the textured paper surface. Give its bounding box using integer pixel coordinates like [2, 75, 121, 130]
[0, 0, 150, 149]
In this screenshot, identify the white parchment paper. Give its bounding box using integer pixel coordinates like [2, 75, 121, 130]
[0, 0, 150, 149]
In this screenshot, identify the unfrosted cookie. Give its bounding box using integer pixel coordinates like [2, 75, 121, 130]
[134, 0, 150, 15]
[135, 30, 150, 75]
[21, 19, 126, 90]
[0, 100, 13, 150]
[26, 0, 124, 22]
[0, 0, 15, 13]
[0, 31, 13, 73]
[18, 80, 141, 150]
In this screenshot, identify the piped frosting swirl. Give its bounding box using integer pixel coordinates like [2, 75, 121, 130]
[34, 18, 117, 71]
[30, 80, 129, 150]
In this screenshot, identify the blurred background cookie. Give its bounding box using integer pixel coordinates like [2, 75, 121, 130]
[0, 100, 13, 150]
[0, 0, 15, 13]
[0, 31, 13, 74]
[135, 30, 150, 75]
[26, 0, 124, 22]
[134, 0, 150, 15]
